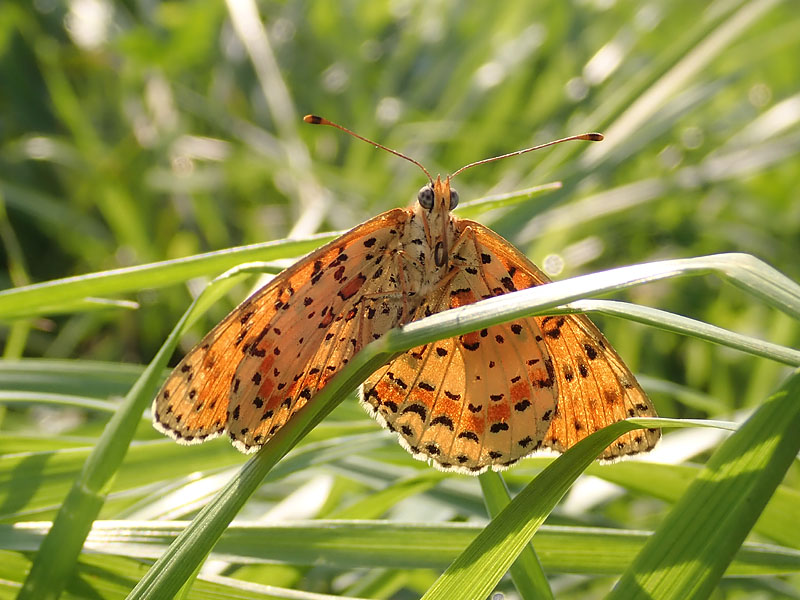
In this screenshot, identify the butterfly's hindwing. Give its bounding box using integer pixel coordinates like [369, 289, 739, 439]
[360, 217, 658, 473]
[466, 221, 660, 459]
[361, 222, 557, 473]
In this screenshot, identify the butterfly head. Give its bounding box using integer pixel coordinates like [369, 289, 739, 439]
[416, 176, 459, 212]
[413, 175, 459, 268]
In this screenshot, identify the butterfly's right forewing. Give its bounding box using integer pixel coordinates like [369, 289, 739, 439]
[361, 217, 659, 473]
[467, 222, 660, 459]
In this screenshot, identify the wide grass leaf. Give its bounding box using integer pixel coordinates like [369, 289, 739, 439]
[610, 368, 800, 599]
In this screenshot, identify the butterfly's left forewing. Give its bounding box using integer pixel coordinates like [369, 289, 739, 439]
[154, 208, 414, 450]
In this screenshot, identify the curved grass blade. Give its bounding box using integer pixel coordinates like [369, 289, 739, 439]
[563, 299, 800, 366]
[16, 264, 265, 600]
[609, 369, 800, 599]
[0, 235, 337, 320]
[479, 471, 553, 600]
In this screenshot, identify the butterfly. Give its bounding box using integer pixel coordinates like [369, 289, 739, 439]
[152, 115, 660, 474]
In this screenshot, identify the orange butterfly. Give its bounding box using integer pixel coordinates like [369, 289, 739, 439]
[153, 115, 659, 474]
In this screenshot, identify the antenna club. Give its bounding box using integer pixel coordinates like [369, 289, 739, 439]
[302, 113, 434, 183]
[449, 131, 606, 178]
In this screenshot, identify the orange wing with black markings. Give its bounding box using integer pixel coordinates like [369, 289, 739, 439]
[153, 208, 417, 451]
[359, 217, 659, 474]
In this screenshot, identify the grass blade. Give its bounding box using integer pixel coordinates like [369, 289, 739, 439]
[420, 419, 654, 600]
[6, 519, 799, 576]
[564, 299, 800, 366]
[609, 369, 800, 599]
[479, 471, 553, 600]
[0, 235, 337, 320]
[16, 268, 256, 600]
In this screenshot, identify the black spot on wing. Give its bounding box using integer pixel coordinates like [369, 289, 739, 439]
[458, 431, 479, 443]
[401, 404, 427, 421]
[431, 415, 454, 430]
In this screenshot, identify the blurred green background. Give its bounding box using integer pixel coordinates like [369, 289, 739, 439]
[1, 0, 799, 598]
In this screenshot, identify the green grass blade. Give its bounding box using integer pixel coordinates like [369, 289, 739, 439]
[0, 235, 337, 320]
[420, 420, 654, 600]
[331, 470, 447, 520]
[16, 267, 259, 600]
[0, 549, 369, 599]
[7, 519, 799, 576]
[418, 416, 747, 599]
[564, 299, 800, 366]
[0, 429, 380, 521]
[454, 182, 563, 218]
[479, 471, 553, 600]
[393, 254, 800, 351]
[585, 461, 800, 549]
[609, 369, 800, 599]
[0, 391, 128, 415]
[0, 359, 145, 397]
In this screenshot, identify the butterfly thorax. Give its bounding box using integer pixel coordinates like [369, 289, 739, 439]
[403, 176, 459, 297]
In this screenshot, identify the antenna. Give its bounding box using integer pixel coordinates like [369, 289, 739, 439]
[304, 115, 603, 182]
[450, 133, 603, 178]
[304, 115, 433, 184]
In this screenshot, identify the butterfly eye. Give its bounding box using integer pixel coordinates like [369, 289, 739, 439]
[417, 185, 434, 209]
[449, 188, 459, 210]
